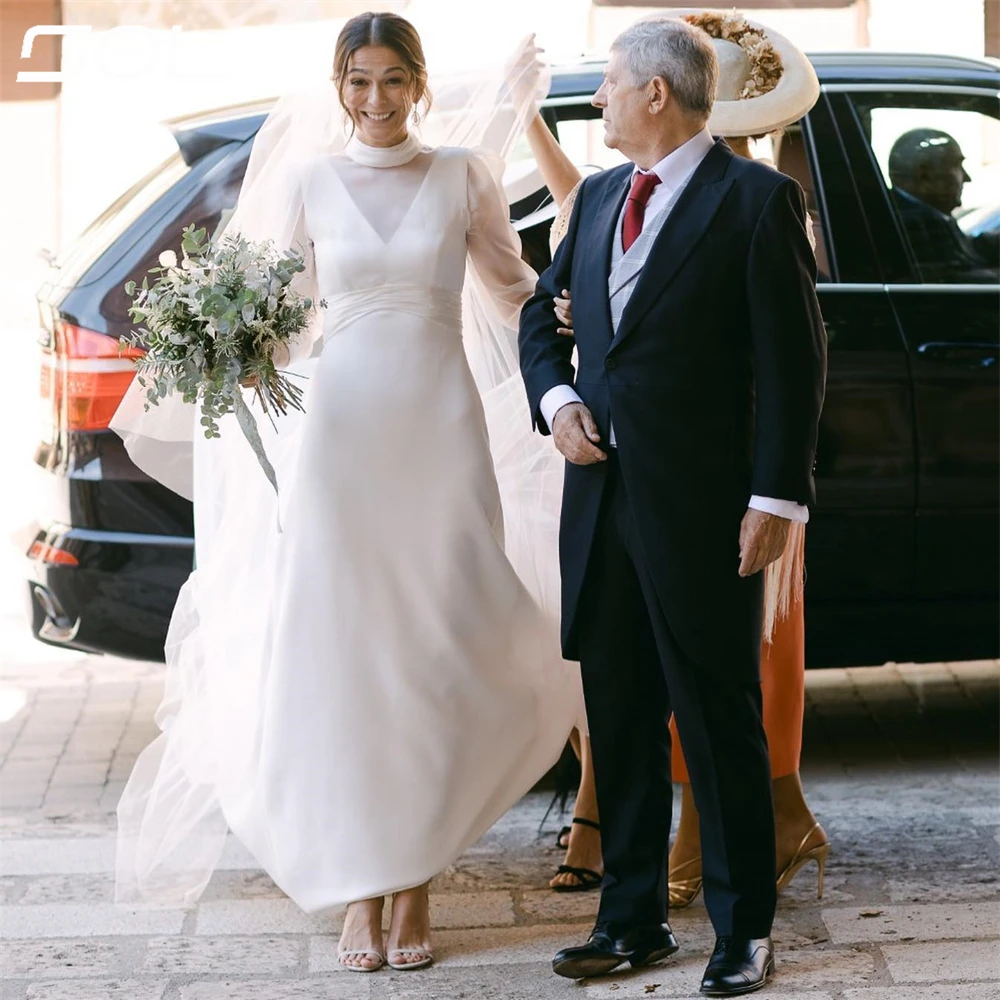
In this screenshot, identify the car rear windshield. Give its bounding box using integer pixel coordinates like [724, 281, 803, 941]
[53, 152, 192, 287]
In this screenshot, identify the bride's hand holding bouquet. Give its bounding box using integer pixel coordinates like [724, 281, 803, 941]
[121, 223, 323, 492]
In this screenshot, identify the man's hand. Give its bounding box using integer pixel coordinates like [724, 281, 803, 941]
[552, 402, 606, 465]
[738, 508, 791, 577]
[555, 288, 573, 336]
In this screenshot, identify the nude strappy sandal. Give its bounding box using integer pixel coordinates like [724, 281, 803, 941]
[387, 946, 434, 971]
[338, 947, 386, 973]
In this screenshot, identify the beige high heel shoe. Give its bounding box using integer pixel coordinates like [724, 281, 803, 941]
[776, 822, 831, 898]
[668, 855, 704, 908]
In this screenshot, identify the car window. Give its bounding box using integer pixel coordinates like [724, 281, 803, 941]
[851, 93, 999, 284]
[54, 152, 192, 284]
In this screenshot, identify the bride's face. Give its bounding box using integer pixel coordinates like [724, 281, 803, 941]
[343, 45, 414, 148]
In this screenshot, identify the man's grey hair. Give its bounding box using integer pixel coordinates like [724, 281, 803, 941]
[612, 17, 719, 120]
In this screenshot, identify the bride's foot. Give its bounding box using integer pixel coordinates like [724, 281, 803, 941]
[338, 896, 385, 972]
[386, 882, 433, 970]
[550, 816, 603, 890]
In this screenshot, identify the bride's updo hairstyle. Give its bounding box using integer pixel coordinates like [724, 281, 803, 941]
[333, 12, 432, 127]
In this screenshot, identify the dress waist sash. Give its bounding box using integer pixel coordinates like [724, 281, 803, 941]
[322, 285, 462, 342]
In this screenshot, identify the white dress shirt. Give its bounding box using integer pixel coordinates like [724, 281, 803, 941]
[538, 128, 808, 523]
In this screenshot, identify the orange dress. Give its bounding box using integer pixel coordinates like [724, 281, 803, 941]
[670, 594, 805, 782]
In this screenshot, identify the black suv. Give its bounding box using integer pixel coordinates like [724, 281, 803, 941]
[25, 52, 1000, 666]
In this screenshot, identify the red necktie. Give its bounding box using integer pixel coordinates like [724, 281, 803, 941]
[622, 171, 662, 253]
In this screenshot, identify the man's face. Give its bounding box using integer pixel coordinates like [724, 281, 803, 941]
[911, 141, 971, 215]
[591, 49, 650, 156]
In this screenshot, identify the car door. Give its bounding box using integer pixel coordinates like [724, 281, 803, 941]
[836, 85, 999, 658]
[781, 94, 917, 667]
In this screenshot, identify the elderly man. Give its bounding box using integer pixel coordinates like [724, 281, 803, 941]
[888, 128, 998, 282]
[518, 17, 826, 996]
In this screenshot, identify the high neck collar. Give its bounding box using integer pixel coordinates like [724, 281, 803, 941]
[344, 130, 423, 167]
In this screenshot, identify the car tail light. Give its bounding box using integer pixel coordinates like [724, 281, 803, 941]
[27, 540, 80, 567]
[41, 320, 145, 432]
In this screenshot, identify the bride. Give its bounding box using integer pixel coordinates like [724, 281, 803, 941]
[112, 11, 577, 974]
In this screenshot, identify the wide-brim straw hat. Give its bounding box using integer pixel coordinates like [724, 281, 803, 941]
[667, 8, 820, 137]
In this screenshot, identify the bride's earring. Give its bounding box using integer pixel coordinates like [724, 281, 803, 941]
[412, 106, 420, 125]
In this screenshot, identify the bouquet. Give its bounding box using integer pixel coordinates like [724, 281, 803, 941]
[122, 224, 323, 494]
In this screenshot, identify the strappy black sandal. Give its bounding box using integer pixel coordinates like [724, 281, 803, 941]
[551, 818, 603, 893]
[555, 825, 571, 850]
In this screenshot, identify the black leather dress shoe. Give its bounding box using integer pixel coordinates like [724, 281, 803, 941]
[552, 922, 679, 980]
[700, 936, 774, 996]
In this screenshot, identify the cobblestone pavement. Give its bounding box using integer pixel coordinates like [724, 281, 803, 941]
[1, 630, 997, 1000]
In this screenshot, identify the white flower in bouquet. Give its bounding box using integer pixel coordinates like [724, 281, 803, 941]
[122, 223, 324, 494]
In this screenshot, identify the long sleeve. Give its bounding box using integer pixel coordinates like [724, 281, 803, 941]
[465, 148, 538, 328]
[284, 166, 322, 366]
[517, 176, 586, 435]
[261, 163, 322, 368]
[746, 177, 827, 505]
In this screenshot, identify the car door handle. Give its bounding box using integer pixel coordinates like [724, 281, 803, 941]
[916, 342, 998, 368]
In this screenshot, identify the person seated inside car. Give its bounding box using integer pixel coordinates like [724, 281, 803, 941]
[888, 128, 998, 283]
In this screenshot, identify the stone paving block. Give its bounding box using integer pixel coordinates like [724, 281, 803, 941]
[215, 836, 261, 871]
[776, 869, 855, 905]
[179, 979, 368, 999]
[19, 874, 115, 905]
[311, 923, 593, 972]
[383, 961, 837, 999]
[98, 782, 126, 812]
[0, 790, 45, 811]
[0, 939, 130, 978]
[41, 791, 107, 816]
[380, 962, 697, 999]
[844, 986, 1000, 1000]
[3, 743, 60, 763]
[142, 935, 302, 975]
[1, 903, 185, 938]
[0, 837, 116, 875]
[881, 939, 1000, 983]
[519, 887, 600, 923]
[770, 945, 879, 988]
[428, 891, 515, 929]
[1, 762, 56, 782]
[199, 870, 285, 902]
[887, 874, 1000, 904]
[195, 899, 339, 936]
[25, 980, 167, 1000]
[822, 902, 999, 944]
[61, 741, 118, 763]
[0, 876, 25, 904]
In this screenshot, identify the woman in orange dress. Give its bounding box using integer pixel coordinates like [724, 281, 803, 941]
[522, 12, 830, 900]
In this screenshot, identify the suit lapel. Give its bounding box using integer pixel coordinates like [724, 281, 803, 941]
[609, 141, 735, 350]
[582, 167, 631, 340]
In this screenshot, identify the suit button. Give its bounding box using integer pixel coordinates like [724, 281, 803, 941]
[605, 357, 618, 370]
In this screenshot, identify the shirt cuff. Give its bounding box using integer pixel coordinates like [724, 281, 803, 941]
[749, 495, 810, 524]
[539, 384, 583, 433]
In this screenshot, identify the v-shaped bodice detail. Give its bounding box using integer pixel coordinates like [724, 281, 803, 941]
[299, 147, 471, 319]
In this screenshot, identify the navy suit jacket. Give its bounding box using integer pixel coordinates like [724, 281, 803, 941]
[517, 140, 827, 668]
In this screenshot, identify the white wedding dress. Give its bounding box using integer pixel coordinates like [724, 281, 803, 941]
[115, 131, 579, 912]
